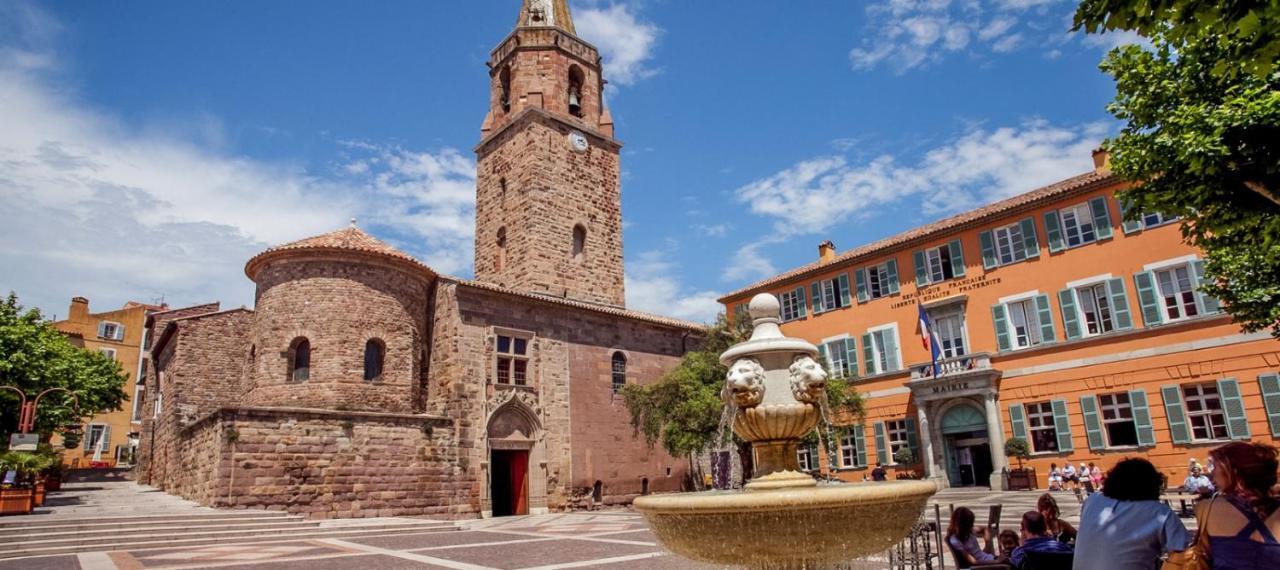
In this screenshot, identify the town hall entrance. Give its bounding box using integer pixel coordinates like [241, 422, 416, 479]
[941, 404, 994, 488]
[490, 449, 529, 516]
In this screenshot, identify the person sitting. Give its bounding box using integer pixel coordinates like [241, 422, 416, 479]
[1185, 441, 1280, 569]
[1048, 463, 1063, 491]
[1182, 467, 1214, 497]
[1010, 511, 1073, 568]
[1062, 463, 1078, 492]
[947, 506, 996, 568]
[871, 462, 887, 482]
[1037, 493, 1077, 545]
[1072, 458, 1189, 569]
[995, 529, 1021, 565]
[1089, 462, 1103, 491]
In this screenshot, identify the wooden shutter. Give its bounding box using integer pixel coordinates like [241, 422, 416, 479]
[1058, 288, 1082, 340]
[97, 322, 108, 338]
[1043, 211, 1065, 252]
[947, 239, 965, 277]
[913, 250, 928, 287]
[795, 286, 808, 318]
[84, 424, 94, 451]
[991, 304, 1011, 352]
[809, 283, 822, 314]
[1051, 399, 1074, 452]
[1009, 404, 1028, 440]
[905, 418, 920, 462]
[1019, 217, 1040, 259]
[885, 260, 900, 294]
[854, 268, 869, 303]
[1089, 196, 1113, 240]
[1161, 385, 1191, 444]
[881, 330, 900, 371]
[817, 343, 829, 367]
[1133, 271, 1163, 327]
[1190, 259, 1222, 314]
[874, 422, 888, 466]
[1079, 396, 1104, 450]
[1258, 373, 1280, 437]
[862, 333, 875, 375]
[979, 230, 997, 269]
[1119, 198, 1143, 234]
[843, 338, 859, 378]
[853, 425, 867, 467]
[101, 425, 112, 453]
[1107, 278, 1133, 330]
[838, 274, 852, 308]
[1034, 294, 1056, 344]
[1217, 378, 1250, 440]
[1130, 389, 1156, 447]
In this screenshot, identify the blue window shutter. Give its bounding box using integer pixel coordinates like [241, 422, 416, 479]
[905, 418, 920, 461]
[991, 304, 1011, 352]
[84, 425, 93, 451]
[853, 425, 867, 467]
[1119, 198, 1142, 234]
[796, 286, 808, 318]
[886, 260, 900, 294]
[102, 425, 112, 452]
[1078, 396, 1103, 450]
[1190, 259, 1222, 314]
[854, 268, 869, 303]
[1009, 404, 1028, 440]
[1217, 378, 1250, 440]
[809, 283, 822, 314]
[97, 322, 107, 338]
[1052, 399, 1075, 452]
[1044, 211, 1065, 252]
[979, 230, 997, 269]
[837, 274, 851, 308]
[1089, 196, 1114, 240]
[1258, 373, 1280, 437]
[913, 250, 928, 287]
[1133, 272, 1163, 327]
[1034, 294, 1056, 344]
[817, 343, 829, 366]
[844, 338, 859, 378]
[874, 422, 888, 466]
[948, 239, 965, 277]
[861, 333, 875, 375]
[1058, 288, 1082, 340]
[1019, 217, 1040, 259]
[1130, 389, 1156, 447]
[881, 330, 900, 371]
[1107, 278, 1133, 330]
[1161, 385, 1191, 445]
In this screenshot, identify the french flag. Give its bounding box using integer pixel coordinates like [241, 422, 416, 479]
[918, 304, 942, 377]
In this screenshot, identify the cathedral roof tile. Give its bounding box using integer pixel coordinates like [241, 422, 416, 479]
[244, 223, 436, 281]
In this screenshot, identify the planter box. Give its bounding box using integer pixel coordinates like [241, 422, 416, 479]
[1007, 468, 1038, 491]
[44, 473, 61, 492]
[0, 488, 34, 516]
[33, 482, 46, 507]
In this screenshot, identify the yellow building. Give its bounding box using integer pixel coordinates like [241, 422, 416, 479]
[53, 297, 165, 467]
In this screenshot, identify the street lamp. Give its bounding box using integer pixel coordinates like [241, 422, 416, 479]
[1, 386, 80, 450]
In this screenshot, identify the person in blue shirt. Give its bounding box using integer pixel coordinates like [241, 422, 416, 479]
[1010, 510, 1074, 568]
[1073, 458, 1188, 569]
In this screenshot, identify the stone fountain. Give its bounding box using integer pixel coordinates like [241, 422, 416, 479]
[633, 293, 937, 569]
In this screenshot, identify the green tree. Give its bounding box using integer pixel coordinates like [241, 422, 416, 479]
[0, 293, 129, 448]
[1073, 4, 1280, 337]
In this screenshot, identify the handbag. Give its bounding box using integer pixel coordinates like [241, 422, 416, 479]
[1163, 498, 1213, 570]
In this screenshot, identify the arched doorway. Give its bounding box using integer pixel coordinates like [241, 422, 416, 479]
[487, 402, 539, 517]
[940, 403, 994, 488]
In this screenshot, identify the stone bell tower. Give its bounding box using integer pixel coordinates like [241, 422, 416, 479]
[473, 0, 625, 307]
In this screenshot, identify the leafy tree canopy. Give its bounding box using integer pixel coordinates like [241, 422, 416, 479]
[0, 293, 129, 446]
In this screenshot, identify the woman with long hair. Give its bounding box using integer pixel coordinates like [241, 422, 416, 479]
[1038, 492, 1077, 544]
[946, 506, 995, 567]
[1187, 441, 1280, 568]
[1072, 458, 1188, 569]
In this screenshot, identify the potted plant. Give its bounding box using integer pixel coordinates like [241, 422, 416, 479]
[41, 455, 66, 491]
[0, 452, 39, 515]
[1004, 437, 1036, 491]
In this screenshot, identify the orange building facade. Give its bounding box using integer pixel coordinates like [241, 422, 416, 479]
[720, 153, 1280, 490]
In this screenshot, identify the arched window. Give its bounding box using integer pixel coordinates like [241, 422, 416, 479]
[611, 351, 626, 392]
[641, 477, 649, 495]
[499, 66, 512, 113]
[495, 226, 508, 272]
[567, 65, 584, 117]
[572, 224, 586, 261]
[288, 338, 310, 383]
[363, 338, 385, 382]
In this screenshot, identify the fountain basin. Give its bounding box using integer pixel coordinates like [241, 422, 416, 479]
[634, 480, 937, 568]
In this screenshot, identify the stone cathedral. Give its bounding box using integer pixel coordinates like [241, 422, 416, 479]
[136, 0, 703, 519]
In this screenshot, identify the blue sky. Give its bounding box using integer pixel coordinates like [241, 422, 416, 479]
[0, 0, 1141, 322]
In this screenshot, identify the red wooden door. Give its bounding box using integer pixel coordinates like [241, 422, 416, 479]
[509, 450, 529, 515]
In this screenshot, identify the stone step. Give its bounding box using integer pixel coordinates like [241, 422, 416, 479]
[4, 518, 320, 541]
[0, 520, 453, 551]
[0, 511, 290, 529]
[0, 524, 459, 560]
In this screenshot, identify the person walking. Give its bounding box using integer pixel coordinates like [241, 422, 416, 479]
[1072, 458, 1188, 569]
[1184, 442, 1280, 569]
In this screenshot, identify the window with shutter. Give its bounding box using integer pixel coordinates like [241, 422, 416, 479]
[1058, 202, 1099, 248]
[1024, 402, 1059, 452]
[1097, 392, 1139, 446]
[1258, 373, 1280, 437]
[992, 222, 1029, 266]
[778, 288, 806, 322]
[1182, 382, 1229, 441]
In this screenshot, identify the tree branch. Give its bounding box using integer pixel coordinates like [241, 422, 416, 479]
[1244, 180, 1280, 207]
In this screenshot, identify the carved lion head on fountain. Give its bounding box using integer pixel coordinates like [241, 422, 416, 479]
[788, 354, 828, 404]
[724, 357, 766, 408]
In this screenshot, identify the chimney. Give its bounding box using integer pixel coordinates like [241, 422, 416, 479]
[68, 297, 90, 321]
[1091, 147, 1110, 173]
[818, 240, 836, 263]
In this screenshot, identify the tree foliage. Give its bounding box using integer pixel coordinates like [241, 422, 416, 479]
[1078, 4, 1280, 337]
[0, 293, 129, 447]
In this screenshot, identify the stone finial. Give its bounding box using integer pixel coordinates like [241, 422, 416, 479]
[349, 217, 358, 228]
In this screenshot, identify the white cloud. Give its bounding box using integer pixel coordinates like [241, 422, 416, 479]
[625, 250, 722, 323]
[1080, 29, 1151, 51]
[722, 242, 779, 284]
[573, 3, 661, 86]
[734, 120, 1109, 238]
[693, 224, 730, 238]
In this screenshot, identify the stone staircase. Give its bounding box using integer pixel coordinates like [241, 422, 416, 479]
[0, 472, 458, 560]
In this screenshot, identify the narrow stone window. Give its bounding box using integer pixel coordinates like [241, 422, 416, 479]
[611, 352, 626, 392]
[288, 337, 310, 383]
[572, 224, 586, 261]
[592, 480, 603, 502]
[499, 66, 511, 113]
[567, 65, 584, 117]
[641, 478, 649, 495]
[495, 226, 508, 272]
[364, 338, 385, 382]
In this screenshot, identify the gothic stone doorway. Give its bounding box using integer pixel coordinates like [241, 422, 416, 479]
[941, 404, 993, 488]
[491, 449, 530, 516]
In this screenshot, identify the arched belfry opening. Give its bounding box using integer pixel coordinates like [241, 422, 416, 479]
[486, 400, 544, 517]
[499, 66, 512, 114]
[567, 64, 584, 117]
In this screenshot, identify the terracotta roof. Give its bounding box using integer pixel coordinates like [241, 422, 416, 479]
[450, 278, 706, 332]
[244, 224, 437, 281]
[719, 169, 1120, 302]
